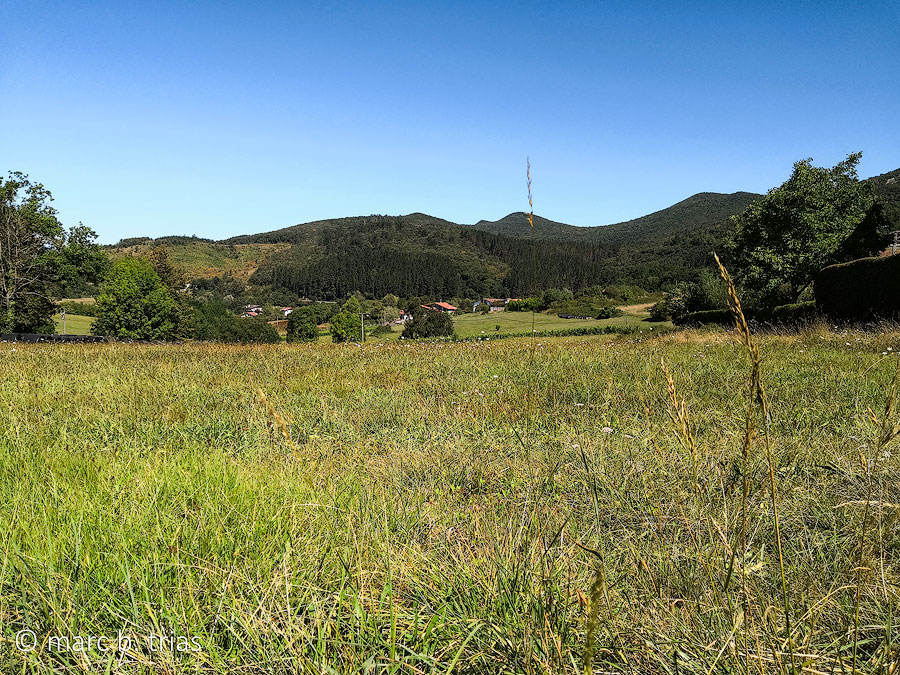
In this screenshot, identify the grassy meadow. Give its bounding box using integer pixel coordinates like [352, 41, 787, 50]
[1, 327, 899, 673]
[450, 303, 669, 338]
[52, 313, 95, 336]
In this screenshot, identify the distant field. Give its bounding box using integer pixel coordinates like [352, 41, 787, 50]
[110, 242, 290, 280]
[1, 330, 898, 672]
[52, 313, 94, 335]
[451, 304, 670, 337]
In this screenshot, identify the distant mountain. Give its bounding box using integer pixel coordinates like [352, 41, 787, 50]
[470, 192, 762, 245]
[107, 169, 898, 298]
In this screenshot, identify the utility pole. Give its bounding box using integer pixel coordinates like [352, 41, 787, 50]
[61, 309, 66, 335]
[360, 313, 365, 342]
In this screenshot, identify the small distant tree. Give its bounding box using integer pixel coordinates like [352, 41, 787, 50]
[401, 305, 454, 339]
[286, 306, 319, 342]
[723, 152, 890, 306]
[93, 257, 178, 339]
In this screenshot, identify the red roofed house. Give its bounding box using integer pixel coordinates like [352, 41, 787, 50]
[421, 302, 457, 313]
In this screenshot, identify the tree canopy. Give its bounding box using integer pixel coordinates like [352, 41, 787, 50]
[93, 257, 178, 339]
[0, 171, 107, 332]
[723, 153, 890, 306]
[401, 305, 454, 339]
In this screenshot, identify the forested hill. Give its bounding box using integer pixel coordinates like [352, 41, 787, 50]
[218, 192, 763, 297]
[109, 170, 898, 299]
[470, 192, 761, 244]
[239, 214, 620, 299]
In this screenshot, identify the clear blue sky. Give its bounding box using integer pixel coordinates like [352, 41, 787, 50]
[2, 0, 898, 243]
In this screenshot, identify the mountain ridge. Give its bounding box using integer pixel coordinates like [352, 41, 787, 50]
[109, 170, 898, 298]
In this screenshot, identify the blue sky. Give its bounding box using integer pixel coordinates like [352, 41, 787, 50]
[2, 0, 898, 243]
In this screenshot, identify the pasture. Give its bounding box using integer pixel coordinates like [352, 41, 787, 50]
[450, 304, 669, 338]
[52, 312, 95, 336]
[1, 328, 898, 673]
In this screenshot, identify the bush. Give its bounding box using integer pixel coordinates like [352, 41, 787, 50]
[507, 298, 542, 312]
[189, 303, 281, 343]
[57, 300, 99, 317]
[678, 309, 733, 327]
[648, 301, 671, 321]
[595, 306, 623, 320]
[369, 324, 395, 338]
[401, 306, 454, 339]
[765, 301, 820, 324]
[815, 254, 900, 321]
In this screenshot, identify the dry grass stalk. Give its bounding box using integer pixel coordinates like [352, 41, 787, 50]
[714, 252, 796, 673]
[526, 158, 534, 228]
[254, 384, 301, 456]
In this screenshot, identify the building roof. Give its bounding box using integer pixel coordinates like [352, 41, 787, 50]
[421, 302, 457, 311]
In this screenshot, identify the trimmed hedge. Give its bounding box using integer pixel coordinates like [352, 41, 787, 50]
[766, 301, 819, 324]
[57, 301, 99, 317]
[678, 309, 733, 327]
[815, 255, 900, 321]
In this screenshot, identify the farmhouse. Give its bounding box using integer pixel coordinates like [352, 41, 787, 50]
[420, 302, 457, 313]
[473, 298, 521, 312]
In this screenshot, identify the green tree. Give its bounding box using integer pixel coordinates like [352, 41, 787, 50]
[723, 153, 890, 306]
[0, 171, 107, 333]
[401, 305, 454, 339]
[93, 257, 178, 339]
[286, 306, 319, 342]
[330, 295, 364, 342]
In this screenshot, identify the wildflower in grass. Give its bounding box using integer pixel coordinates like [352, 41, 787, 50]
[601, 426, 613, 434]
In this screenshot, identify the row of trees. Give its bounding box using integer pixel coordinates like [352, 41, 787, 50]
[286, 296, 454, 342]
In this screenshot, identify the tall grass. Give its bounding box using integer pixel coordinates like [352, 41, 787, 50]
[0, 327, 898, 672]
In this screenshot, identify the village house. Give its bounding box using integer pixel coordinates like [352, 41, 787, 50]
[421, 302, 457, 313]
[473, 298, 521, 312]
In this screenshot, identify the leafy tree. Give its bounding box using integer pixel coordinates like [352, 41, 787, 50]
[330, 295, 364, 342]
[286, 306, 320, 342]
[723, 153, 890, 306]
[0, 171, 107, 333]
[330, 309, 363, 343]
[401, 305, 454, 339]
[93, 257, 178, 339]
